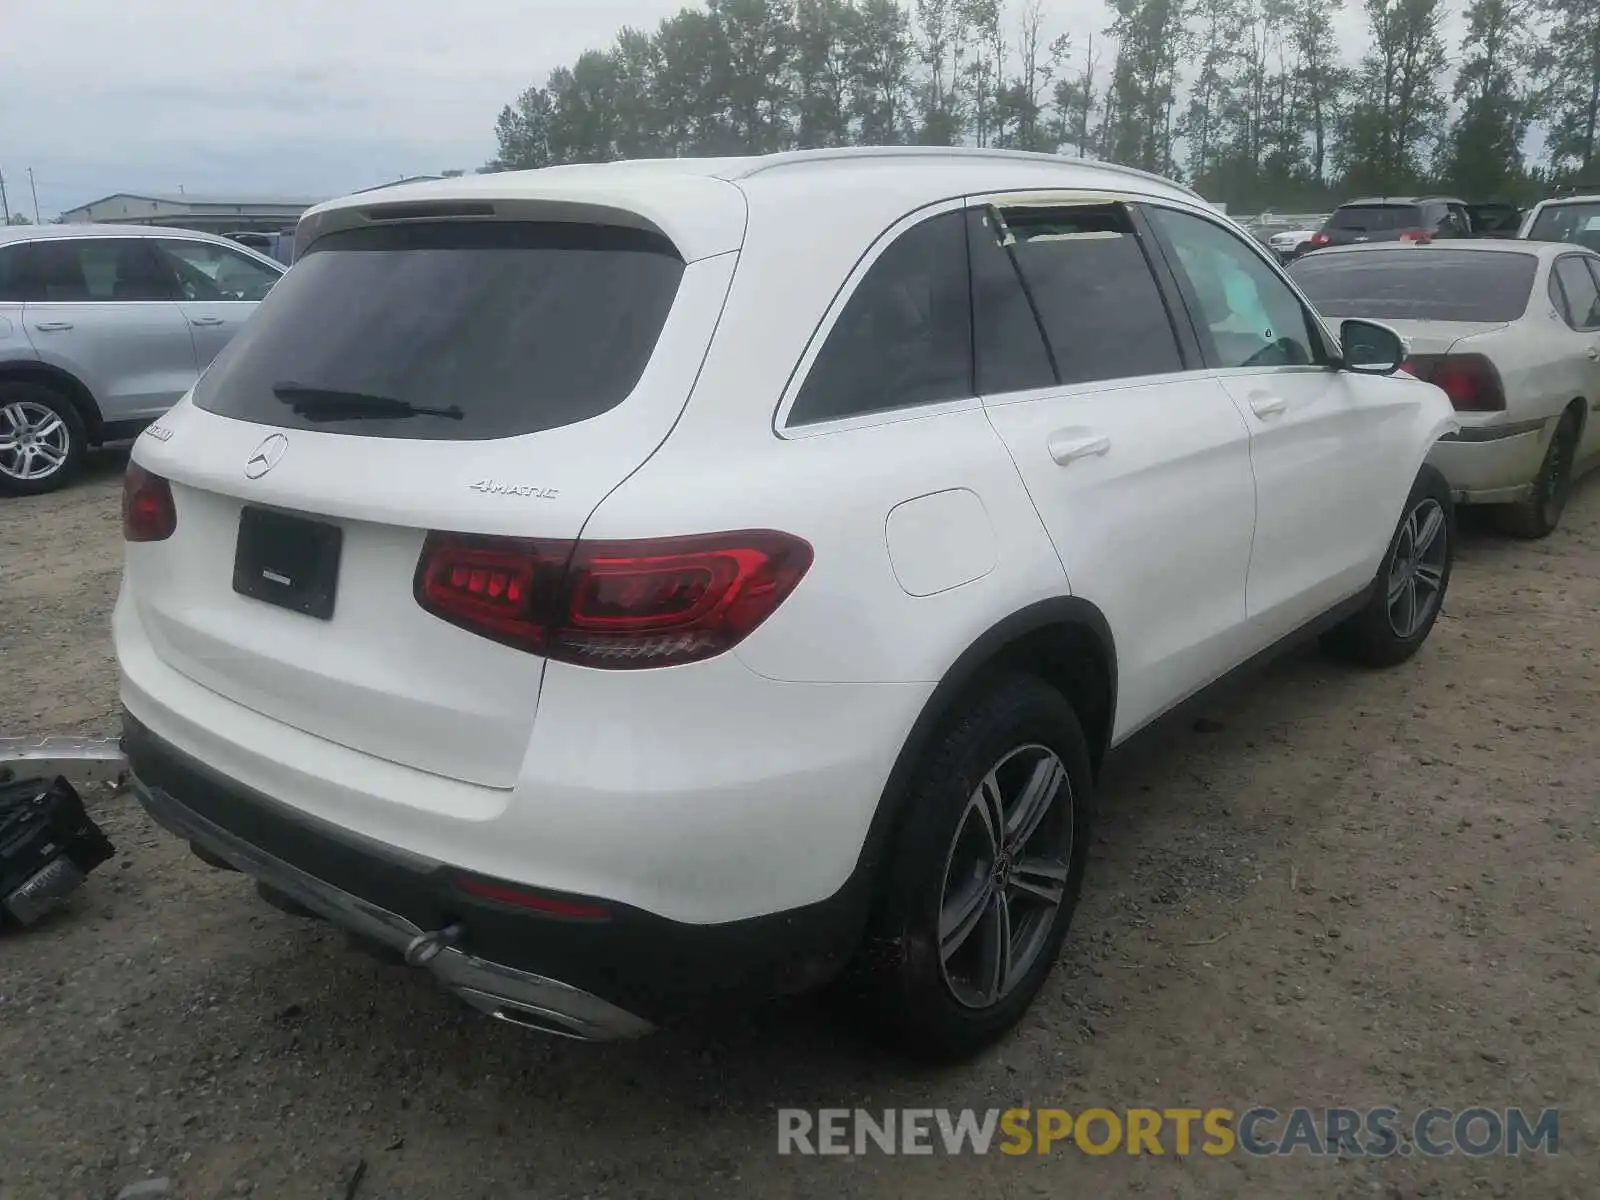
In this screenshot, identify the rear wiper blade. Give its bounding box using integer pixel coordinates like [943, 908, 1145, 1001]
[271, 382, 463, 421]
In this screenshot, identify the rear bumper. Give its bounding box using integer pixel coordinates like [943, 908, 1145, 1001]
[1426, 417, 1551, 503]
[123, 713, 873, 1033]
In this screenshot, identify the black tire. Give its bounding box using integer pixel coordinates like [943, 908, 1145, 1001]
[1500, 407, 1581, 540]
[853, 673, 1094, 1062]
[1321, 463, 1454, 668]
[0, 381, 86, 497]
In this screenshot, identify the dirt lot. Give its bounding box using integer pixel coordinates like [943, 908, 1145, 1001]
[2, 449, 1596, 1200]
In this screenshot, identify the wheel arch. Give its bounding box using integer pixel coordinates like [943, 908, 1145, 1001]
[848, 597, 1117, 906]
[0, 361, 104, 443]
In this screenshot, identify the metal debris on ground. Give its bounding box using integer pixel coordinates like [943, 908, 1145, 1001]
[0, 735, 128, 790]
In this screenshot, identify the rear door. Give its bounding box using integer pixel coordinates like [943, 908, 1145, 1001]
[151, 237, 284, 369]
[969, 196, 1258, 738]
[1551, 254, 1600, 462]
[18, 237, 196, 423]
[1141, 203, 1417, 641]
[125, 218, 734, 788]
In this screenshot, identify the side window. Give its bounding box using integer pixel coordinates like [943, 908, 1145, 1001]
[1145, 206, 1319, 370]
[1552, 256, 1600, 329]
[26, 238, 179, 302]
[0, 244, 25, 302]
[966, 207, 1056, 394]
[995, 202, 1182, 385]
[157, 240, 282, 302]
[789, 210, 972, 425]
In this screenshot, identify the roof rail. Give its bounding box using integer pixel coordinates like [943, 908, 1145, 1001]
[728, 146, 1203, 200]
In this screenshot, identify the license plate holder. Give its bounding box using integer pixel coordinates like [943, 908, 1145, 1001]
[233, 507, 342, 620]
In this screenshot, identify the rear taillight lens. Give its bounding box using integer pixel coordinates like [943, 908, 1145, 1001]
[414, 530, 813, 669]
[1399, 229, 1432, 243]
[1402, 353, 1507, 412]
[1309, 231, 1330, 247]
[122, 463, 176, 542]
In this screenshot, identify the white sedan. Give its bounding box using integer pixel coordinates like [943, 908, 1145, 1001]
[1290, 240, 1600, 537]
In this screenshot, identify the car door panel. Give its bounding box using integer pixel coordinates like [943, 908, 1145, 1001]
[153, 239, 282, 369]
[1140, 202, 1412, 647]
[966, 197, 1256, 741]
[1222, 367, 1419, 632]
[984, 378, 1257, 738]
[1583, 259, 1600, 461]
[18, 238, 197, 423]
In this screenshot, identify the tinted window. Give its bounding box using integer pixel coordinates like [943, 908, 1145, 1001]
[1289, 250, 1537, 322]
[997, 203, 1181, 385]
[1528, 202, 1600, 251]
[790, 211, 972, 424]
[1552, 256, 1600, 328]
[1469, 204, 1520, 234]
[1329, 205, 1423, 233]
[1147, 206, 1317, 368]
[967, 207, 1055, 394]
[156, 239, 281, 302]
[191, 222, 685, 441]
[22, 238, 178, 302]
[0, 244, 24, 302]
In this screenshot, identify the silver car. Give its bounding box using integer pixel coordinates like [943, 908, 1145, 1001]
[0, 223, 285, 495]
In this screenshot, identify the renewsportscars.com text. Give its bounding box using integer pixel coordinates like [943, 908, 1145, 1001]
[777, 1106, 1560, 1158]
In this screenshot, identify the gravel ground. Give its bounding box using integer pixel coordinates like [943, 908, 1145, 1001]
[2, 448, 1597, 1200]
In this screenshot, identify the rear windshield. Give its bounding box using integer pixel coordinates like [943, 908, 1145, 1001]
[191, 221, 685, 440]
[1289, 249, 1536, 321]
[1527, 202, 1600, 250]
[1328, 204, 1423, 232]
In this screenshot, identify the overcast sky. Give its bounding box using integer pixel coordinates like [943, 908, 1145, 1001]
[3, 0, 1404, 219]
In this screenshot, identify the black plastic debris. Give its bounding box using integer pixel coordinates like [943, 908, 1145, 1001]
[0, 772, 116, 927]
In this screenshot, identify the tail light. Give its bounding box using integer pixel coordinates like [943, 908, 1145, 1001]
[1308, 231, 1331, 248]
[122, 463, 176, 542]
[1402, 353, 1507, 412]
[415, 529, 813, 669]
[1399, 230, 1433, 243]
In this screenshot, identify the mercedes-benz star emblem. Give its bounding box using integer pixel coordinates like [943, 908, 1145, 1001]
[244, 433, 289, 479]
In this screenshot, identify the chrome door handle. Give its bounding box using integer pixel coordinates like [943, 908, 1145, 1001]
[1048, 432, 1111, 465]
[190, 316, 226, 327]
[1249, 395, 1289, 418]
[1586, 345, 1600, 361]
[32, 321, 73, 332]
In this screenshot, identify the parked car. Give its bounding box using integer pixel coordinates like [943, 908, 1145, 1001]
[1467, 202, 1523, 239]
[116, 148, 1457, 1060]
[1303, 196, 1475, 254]
[1266, 226, 1322, 262]
[1289, 240, 1600, 537]
[1518, 194, 1600, 251]
[223, 229, 296, 266]
[0, 224, 285, 496]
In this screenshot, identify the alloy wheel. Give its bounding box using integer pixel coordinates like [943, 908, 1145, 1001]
[938, 744, 1073, 1009]
[0, 401, 71, 483]
[1386, 497, 1448, 639]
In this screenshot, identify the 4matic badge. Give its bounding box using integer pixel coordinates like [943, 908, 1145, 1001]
[468, 479, 560, 500]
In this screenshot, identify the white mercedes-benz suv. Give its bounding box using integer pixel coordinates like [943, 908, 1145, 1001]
[116, 148, 1457, 1060]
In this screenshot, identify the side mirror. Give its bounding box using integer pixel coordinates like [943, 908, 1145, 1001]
[1339, 319, 1406, 375]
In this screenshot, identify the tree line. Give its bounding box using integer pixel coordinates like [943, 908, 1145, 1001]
[488, 0, 1600, 212]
